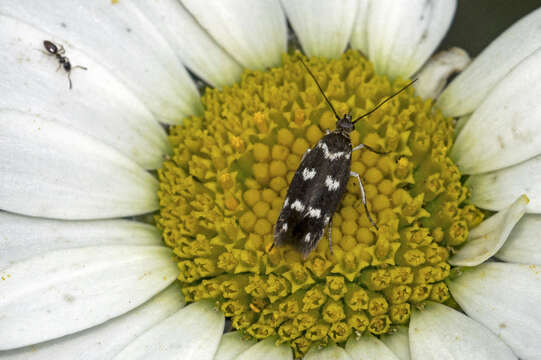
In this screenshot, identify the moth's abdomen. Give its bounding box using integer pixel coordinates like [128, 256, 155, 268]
[273, 133, 352, 255]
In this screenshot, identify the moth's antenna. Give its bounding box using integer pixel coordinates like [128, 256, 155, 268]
[298, 58, 341, 121]
[352, 79, 417, 124]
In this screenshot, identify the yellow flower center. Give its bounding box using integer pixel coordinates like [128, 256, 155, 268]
[156, 50, 483, 357]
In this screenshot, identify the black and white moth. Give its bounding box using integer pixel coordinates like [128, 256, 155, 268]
[270, 59, 415, 258]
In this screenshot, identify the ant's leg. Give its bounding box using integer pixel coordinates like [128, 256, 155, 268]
[57, 45, 65, 55]
[67, 65, 87, 89]
[350, 171, 378, 229]
[67, 72, 73, 90]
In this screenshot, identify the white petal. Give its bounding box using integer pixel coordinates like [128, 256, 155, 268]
[345, 333, 400, 360]
[350, 0, 370, 55]
[0, 111, 159, 220]
[451, 48, 541, 174]
[409, 301, 517, 360]
[454, 113, 471, 138]
[0, 1, 202, 123]
[0, 245, 178, 350]
[0, 212, 161, 271]
[0, 14, 169, 169]
[449, 195, 528, 266]
[466, 155, 541, 213]
[448, 263, 541, 360]
[304, 344, 352, 360]
[280, 0, 358, 59]
[128, 0, 242, 88]
[437, 7, 541, 117]
[113, 301, 224, 360]
[381, 326, 410, 360]
[213, 331, 256, 360]
[497, 214, 541, 265]
[362, 0, 456, 79]
[236, 337, 293, 360]
[182, 0, 287, 70]
[0, 283, 185, 360]
[414, 47, 470, 99]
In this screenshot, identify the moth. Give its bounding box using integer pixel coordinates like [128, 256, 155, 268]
[270, 58, 415, 257]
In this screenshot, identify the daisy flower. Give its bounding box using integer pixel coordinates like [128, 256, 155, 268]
[1, 1, 541, 359]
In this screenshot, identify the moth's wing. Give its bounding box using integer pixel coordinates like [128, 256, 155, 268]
[274, 145, 323, 251]
[296, 135, 352, 254]
[274, 133, 352, 255]
[305, 133, 352, 214]
[274, 206, 326, 257]
[274, 199, 305, 245]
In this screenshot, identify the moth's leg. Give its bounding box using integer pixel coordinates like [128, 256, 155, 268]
[352, 143, 388, 155]
[350, 171, 378, 229]
[327, 217, 333, 254]
[268, 233, 280, 253]
[300, 148, 311, 162]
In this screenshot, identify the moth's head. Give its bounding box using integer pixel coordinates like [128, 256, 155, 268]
[336, 113, 355, 133]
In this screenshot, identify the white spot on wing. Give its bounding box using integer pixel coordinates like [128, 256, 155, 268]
[284, 197, 289, 207]
[302, 167, 317, 180]
[320, 142, 346, 160]
[325, 175, 340, 191]
[281, 223, 288, 232]
[307, 207, 321, 219]
[324, 215, 330, 225]
[329, 152, 345, 160]
[291, 200, 305, 212]
[304, 233, 311, 243]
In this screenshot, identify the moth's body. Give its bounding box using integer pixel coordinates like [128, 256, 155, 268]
[270, 58, 414, 257]
[273, 118, 355, 257]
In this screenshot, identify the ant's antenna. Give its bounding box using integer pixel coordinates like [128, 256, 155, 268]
[298, 58, 341, 121]
[352, 79, 417, 124]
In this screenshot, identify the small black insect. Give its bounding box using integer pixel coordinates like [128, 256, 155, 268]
[42, 40, 87, 89]
[270, 58, 415, 258]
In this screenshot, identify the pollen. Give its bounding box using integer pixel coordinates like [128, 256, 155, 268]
[156, 50, 481, 358]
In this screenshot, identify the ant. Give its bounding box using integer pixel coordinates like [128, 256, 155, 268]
[42, 40, 87, 89]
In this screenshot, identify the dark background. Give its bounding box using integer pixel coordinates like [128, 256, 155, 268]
[439, 0, 540, 56]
